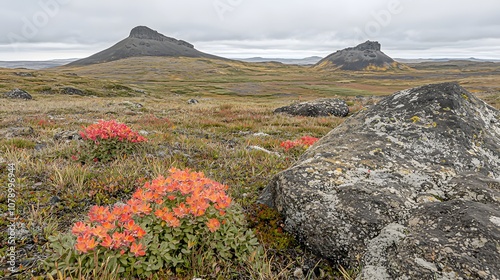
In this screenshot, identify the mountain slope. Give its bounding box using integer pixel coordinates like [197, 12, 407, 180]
[68, 26, 223, 66]
[314, 41, 408, 71]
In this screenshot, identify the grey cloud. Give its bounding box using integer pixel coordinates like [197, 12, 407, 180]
[1, 0, 500, 60]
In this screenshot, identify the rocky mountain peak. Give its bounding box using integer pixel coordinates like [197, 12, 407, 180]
[128, 26, 194, 48]
[353, 40, 381, 51]
[129, 26, 167, 41]
[67, 25, 220, 66]
[314, 40, 407, 71]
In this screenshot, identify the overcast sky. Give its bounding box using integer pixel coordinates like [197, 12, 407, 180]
[1, 0, 500, 61]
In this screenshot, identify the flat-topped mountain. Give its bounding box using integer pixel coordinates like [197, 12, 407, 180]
[314, 41, 408, 71]
[67, 26, 223, 66]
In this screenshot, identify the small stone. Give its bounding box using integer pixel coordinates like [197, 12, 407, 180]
[49, 196, 61, 205]
[247, 145, 281, 157]
[120, 101, 143, 108]
[252, 132, 270, 137]
[187, 99, 199, 104]
[293, 268, 305, 279]
[35, 143, 47, 151]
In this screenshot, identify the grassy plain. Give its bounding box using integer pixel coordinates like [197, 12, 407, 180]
[0, 57, 499, 279]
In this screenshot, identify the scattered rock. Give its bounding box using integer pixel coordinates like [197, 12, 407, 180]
[133, 88, 146, 94]
[4, 88, 33, 100]
[252, 132, 270, 137]
[14, 72, 35, 77]
[274, 98, 349, 117]
[293, 267, 305, 279]
[259, 82, 500, 278]
[60, 87, 85, 96]
[247, 145, 281, 157]
[120, 101, 144, 109]
[0, 126, 35, 138]
[187, 99, 199, 104]
[49, 196, 61, 205]
[53, 130, 82, 141]
[35, 143, 47, 151]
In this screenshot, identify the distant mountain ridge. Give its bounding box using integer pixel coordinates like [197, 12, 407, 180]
[315, 41, 408, 71]
[67, 26, 223, 66]
[0, 58, 78, 70]
[237, 56, 323, 65]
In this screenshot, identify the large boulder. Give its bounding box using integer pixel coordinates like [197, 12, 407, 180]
[4, 88, 32, 100]
[274, 98, 349, 117]
[259, 82, 500, 279]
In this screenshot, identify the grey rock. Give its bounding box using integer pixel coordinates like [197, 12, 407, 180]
[247, 145, 281, 157]
[274, 98, 349, 117]
[357, 223, 406, 280]
[4, 88, 32, 100]
[53, 130, 82, 141]
[187, 98, 199, 104]
[383, 200, 500, 280]
[35, 143, 47, 151]
[120, 101, 144, 108]
[293, 267, 305, 279]
[259, 82, 500, 278]
[14, 72, 35, 77]
[252, 132, 270, 137]
[49, 196, 61, 205]
[60, 87, 85, 95]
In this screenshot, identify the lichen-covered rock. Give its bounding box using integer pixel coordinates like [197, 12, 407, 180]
[4, 88, 32, 99]
[274, 98, 349, 117]
[53, 130, 82, 141]
[259, 82, 500, 279]
[60, 87, 85, 95]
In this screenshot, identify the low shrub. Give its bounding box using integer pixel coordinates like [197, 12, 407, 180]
[77, 120, 147, 163]
[44, 168, 260, 279]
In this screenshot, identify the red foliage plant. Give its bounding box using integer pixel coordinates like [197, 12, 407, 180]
[280, 135, 319, 151]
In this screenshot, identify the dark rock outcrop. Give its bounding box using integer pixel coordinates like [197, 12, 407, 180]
[274, 98, 349, 117]
[259, 82, 500, 279]
[4, 88, 32, 99]
[68, 26, 223, 66]
[60, 87, 85, 95]
[314, 41, 408, 71]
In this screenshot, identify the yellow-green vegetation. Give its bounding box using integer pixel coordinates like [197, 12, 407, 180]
[1, 57, 499, 279]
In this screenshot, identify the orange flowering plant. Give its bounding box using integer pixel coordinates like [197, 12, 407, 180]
[44, 168, 260, 278]
[280, 135, 319, 151]
[77, 119, 147, 163]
